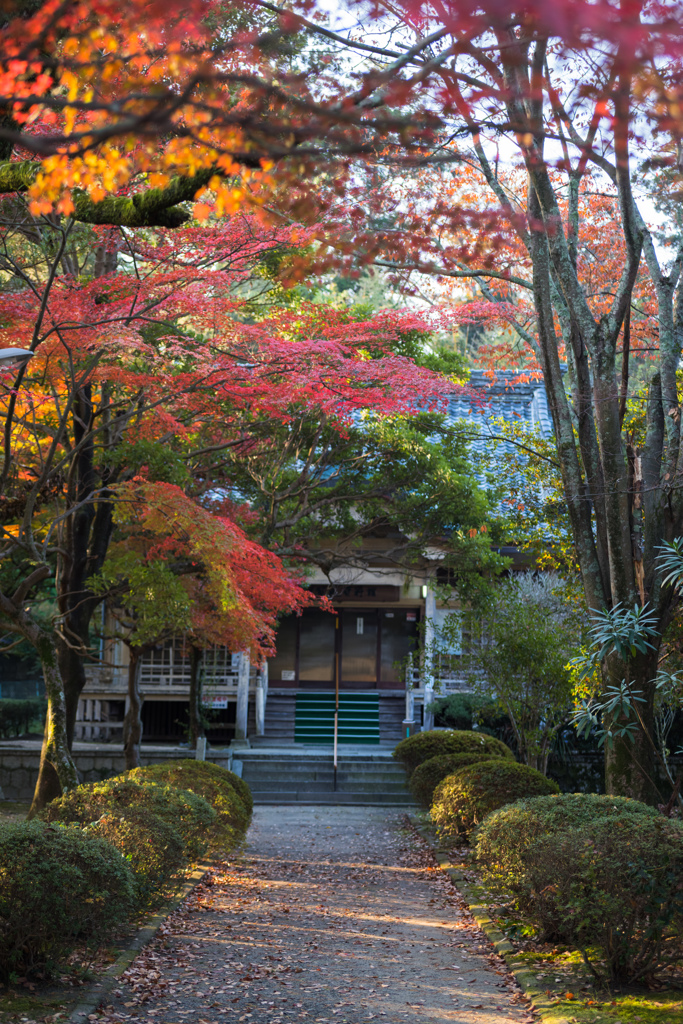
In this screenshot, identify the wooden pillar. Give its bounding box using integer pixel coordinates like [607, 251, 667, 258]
[423, 586, 436, 731]
[235, 651, 250, 741]
[255, 662, 267, 737]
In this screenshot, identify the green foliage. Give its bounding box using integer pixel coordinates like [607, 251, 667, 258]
[453, 573, 582, 772]
[41, 776, 215, 861]
[92, 555, 192, 648]
[103, 437, 190, 487]
[83, 807, 185, 906]
[408, 751, 494, 808]
[584, 603, 659, 667]
[476, 417, 574, 575]
[428, 692, 498, 730]
[393, 729, 514, 778]
[475, 794, 683, 983]
[221, 371, 506, 593]
[127, 759, 252, 850]
[431, 760, 559, 838]
[570, 603, 662, 752]
[0, 820, 134, 980]
[571, 680, 648, 748]
[0, 697, 46, 738]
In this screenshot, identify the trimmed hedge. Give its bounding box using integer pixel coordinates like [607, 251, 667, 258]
[41, 776, 216, 861]
[393, 729, 514, 778]
[431, 759, 559, 837]
[409, 752, 495, 808]
[84, 806, 185, 905]
[25, 759, 254, 976]
[475, 794, 683, 982]
[127, 759, 252, 850]
[0, 820, 134, 980]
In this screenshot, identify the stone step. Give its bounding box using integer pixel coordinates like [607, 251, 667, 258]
[238, 747, 413, 805]
[251, 790, 415, 805]
[246, 774, 411, 790]
[237, 751, 398, 762]
[239, 770, 405, 774]
[239, 765, 401, 775]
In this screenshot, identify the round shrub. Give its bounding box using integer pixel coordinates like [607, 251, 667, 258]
[475, 794, 683, 982]
[409, 752, 495, 808]
[128, 759, 252, 851]
[0, 820, 134, 980]
[42, 777, 215, 860]
[393, 729, 514, 778]
[84, 806, 185, 906]
[431, 759, 559, 837]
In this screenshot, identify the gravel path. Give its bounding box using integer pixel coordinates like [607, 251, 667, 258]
[102, 806, 535, 1024]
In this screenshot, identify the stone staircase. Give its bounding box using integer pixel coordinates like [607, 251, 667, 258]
[234, 748, 414, 805]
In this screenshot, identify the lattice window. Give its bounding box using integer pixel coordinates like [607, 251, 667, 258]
[139, 637, 192, 687]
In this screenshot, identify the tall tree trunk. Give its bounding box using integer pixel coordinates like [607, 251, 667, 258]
[603, 649, 661, 803]
[59, 639, 88, 749]
[188, 645, 204, 750]
[56, 297, 116, 750]
[123, 646, 143, 770]
[28, 635, 79, 816]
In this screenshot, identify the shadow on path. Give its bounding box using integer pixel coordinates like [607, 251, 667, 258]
[101, 805, 536, 1024]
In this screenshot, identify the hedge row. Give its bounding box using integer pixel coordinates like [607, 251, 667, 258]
[397, 730, 683, 982]
[0, 697, 46, 738]
[476, 795, 683, 983]
[393, 729, 514, 778]
[0, 759, 252, 980]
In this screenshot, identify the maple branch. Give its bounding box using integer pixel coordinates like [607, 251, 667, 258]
[480, 433, 559, 468]
[0, 220, 71, 493]
[373, 258, 532, 289]
[12, 564, 51, 607]
[0, 162, 215, 227]
[250, 1, 415, 63]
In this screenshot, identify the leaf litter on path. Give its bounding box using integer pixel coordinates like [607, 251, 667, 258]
[82, 806, 539, 1024]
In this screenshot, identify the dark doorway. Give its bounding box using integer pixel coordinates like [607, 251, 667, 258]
[268, 606, 419, 690]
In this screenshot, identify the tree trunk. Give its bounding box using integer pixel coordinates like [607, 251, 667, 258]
[123, 646, 143, 770]
[59, 637, 88, 749]
[188, 645, 204, 750]
[28, 635, 79, 817]
[603, 650, 660, 803]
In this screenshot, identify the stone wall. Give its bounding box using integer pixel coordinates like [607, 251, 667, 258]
[0, 742, 232, 802]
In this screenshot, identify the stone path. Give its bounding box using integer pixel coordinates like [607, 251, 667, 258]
[102, 806, 535, 1024]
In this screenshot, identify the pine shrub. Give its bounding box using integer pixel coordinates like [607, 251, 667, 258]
[393, 729, 513, 778]
[409, 752, 495, 808]
[431, 759, 558, 837]
[0, 820, 134, 980]
[475, 794, 683, 983]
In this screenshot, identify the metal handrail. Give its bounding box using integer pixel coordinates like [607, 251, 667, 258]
[333, 649, 339, 790]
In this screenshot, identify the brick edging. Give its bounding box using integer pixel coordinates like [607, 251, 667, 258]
[67, 861, 215, 1023]
[408, 817, 575, 1024]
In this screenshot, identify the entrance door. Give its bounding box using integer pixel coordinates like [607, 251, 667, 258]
[340, 610, 378, 688]
[268, 606, 420, 690]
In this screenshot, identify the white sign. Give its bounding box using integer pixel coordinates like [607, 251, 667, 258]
[281, 670, 296, 681]
[356, 616, 364, 635]
[203, 693, 229, 709]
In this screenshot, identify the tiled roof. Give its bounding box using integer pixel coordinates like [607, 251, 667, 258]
[446, 370, 553, 440]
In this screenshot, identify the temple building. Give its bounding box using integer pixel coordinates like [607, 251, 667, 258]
[73, 372, 553, 747]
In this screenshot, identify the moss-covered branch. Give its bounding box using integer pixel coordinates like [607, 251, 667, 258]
[0, 161, 216, 228]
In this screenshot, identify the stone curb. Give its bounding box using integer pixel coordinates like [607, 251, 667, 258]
[408, 818, 575, 1024]
[66, 861, 215, 1023]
